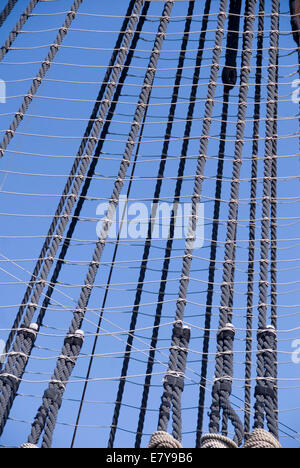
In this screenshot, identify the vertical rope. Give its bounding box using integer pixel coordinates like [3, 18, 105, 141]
[0, 0, 146, 433]
[244, 0, 265, 440]
[135, 0, 213, 449]
[206, 0, 258, 447]
[0, 0, 140, 369]
[0, 0, 39, 62]
[254, 0, 279, 440]
[106, 1, 176, 448]
[196, 0, 243, 445]
[0, 0, 19, 28]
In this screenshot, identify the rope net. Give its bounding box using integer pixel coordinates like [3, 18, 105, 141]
[0, 0, 299, 448]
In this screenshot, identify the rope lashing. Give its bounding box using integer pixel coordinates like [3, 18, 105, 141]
[243, 429, 282, 449]
[147, 431, 183, 449]
[0, 0, 146, 435]
[0, 0, 144, 374]
[222, 0, 242, 89]
[0, 0, 39, 63]
[0, 0, 19, 28]
[0, 323, 38, 436]
[157, 323, 190, 442]
[200, 434, 238, 449]
[254, 0, 280, 440]
[0, 0, 84, 155]
[27, 330, 84, 448]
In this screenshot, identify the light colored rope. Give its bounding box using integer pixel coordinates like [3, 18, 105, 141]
[243, 429, 282, 448]
[200, 433, 238, 449]
[147, 431, 183, 449]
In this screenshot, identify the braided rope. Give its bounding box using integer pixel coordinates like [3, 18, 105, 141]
[0, 0, 19, 28]
[0, 0, 39, 63]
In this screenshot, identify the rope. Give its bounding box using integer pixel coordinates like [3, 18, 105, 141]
[106, 1, 176, 448]
[0, 0, 39, 62]
[244, 0, 265, 440]
[69, 2, 152, 449]
[254, 0, 280, 439]
[0, 0, 85, 154]
[147, 431, 183, 449]
[201, 433, 238, 449]
[27, 330, 84, 448]
[0, 0, 147, 433]
[196, 0, 242, 445]
[243, 429, 282, 449]
[208, 0, 258, 447]
[0, 0, 144, 371]
[0, 0, 19, 28]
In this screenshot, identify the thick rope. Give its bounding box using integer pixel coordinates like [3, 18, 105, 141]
[207, 0, 258, 448]
[106, 0, 176, 449]
[27, 330, 84, 448]
[243, 429, 282, 449]
[0, 0, 143, 371]
[135, 0, 213, 449]
[0, 0, 147, 431]
[196, 0, 242, 445]
[69, 2, 152, 450]
[201, 434, 238, 449]
[0, 0, 84, 155]
[147, 431, 183, 449]
[20, 443, 38, 449]
[0, 0, 39, 63]
[254, 0, 279, 439]
[244, 0, 265, 440]
[0, 0, 19, 28]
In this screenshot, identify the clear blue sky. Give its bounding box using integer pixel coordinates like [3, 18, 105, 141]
[0, 0, 299, 448]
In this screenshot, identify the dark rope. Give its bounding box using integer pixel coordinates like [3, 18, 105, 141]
[0, 0, 19, 28]
[0, 0, 143, 372]
[244, 0, 265, 440]
[106, 1, 176, 449]
[254, 0, 279, 440]
[0, 0, 39, 63]
[196, 0, 243, 446]
[207, 0, 258, 447]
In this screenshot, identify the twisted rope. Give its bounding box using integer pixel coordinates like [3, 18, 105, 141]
[243, 429, 282, 449]
[200, 433, 238, 449]
[0, 0, 39, 63]
[208, 0, 258, 447]
[196, 0, 242, 445]
[135, 0, 213, 449]
[106, 0, 176, 448]
[244, 0, 265, 440]
[0, 0, 84, 155]
[254, 0, 279, 439]
[0, 0, 19, 28]
[147, 431, 183, 449]
[0, 0, 142, 371]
